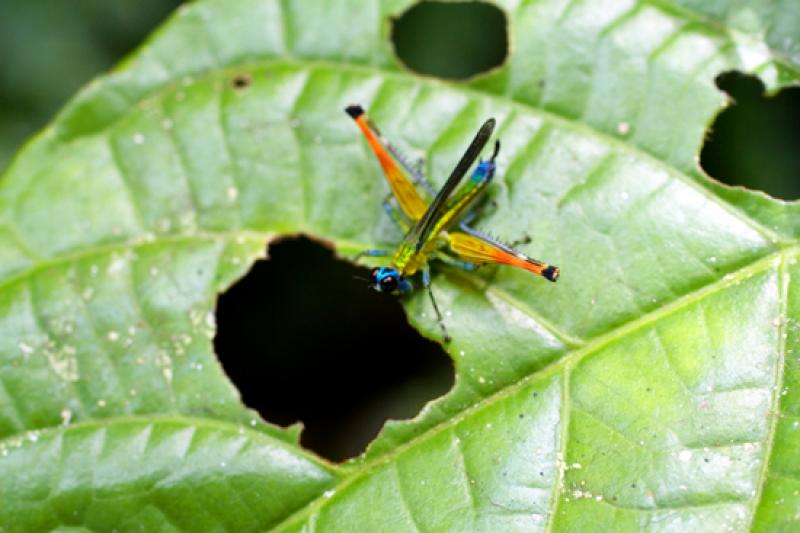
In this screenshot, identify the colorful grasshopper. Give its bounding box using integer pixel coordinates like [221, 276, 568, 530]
[346, 105, 558, 342]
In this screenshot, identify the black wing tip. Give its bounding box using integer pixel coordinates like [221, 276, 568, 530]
[543, 265, 559, 282]
[481, 117, 497, 136]
[345, 104, 364, 119]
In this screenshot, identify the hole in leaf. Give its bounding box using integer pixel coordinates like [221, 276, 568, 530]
[700, 71, 800, 200]
[391, 1, 508, 80]
[230, 73, 252, 90]
[215, 236, 454, 462]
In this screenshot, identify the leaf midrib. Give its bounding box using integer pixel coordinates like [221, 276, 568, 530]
[275, 245, 797, 530]
[748, 256, 789, 527]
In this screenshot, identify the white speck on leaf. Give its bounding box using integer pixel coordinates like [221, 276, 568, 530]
[107, 257, 126, 274]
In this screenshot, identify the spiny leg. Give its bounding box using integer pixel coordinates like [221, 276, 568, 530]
[412, 157, 435, 195]
[381, 131, 435, 196]
[448, 230, 559, 282]
[459, 219, 530, 249]
[422, 267, 451, 343]
[457, 222, 506, 283]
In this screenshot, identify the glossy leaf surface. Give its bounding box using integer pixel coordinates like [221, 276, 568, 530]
[1, 0, 799, 530]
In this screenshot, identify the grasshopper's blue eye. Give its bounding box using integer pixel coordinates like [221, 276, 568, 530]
[380, 275, 398, 293]
[369, 267, 402, 293]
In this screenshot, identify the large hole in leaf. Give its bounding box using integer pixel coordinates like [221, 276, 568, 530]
[700, 71, 800, 200]
[391, 1, 508, 80]
[215, 237, 454, 462]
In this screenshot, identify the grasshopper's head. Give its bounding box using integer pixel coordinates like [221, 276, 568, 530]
[369, 267, 411, 295]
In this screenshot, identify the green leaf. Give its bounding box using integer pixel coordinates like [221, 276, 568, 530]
[0, 417, 337, 530]
[1, 0, 799, 530]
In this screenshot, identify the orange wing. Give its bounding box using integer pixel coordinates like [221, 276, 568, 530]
[346, 105, 429, 222]
[447, 231, 559, 281]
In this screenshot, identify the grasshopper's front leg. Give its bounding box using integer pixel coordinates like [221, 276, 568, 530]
[421, 267, 451, 343]
[354, 249, 391, 263]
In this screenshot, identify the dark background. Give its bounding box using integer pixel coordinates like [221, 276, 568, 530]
[1, 1, 797, 461]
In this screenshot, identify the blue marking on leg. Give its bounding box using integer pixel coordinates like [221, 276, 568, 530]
[354, 249, 390, 262]
[435, 252, 478, 272]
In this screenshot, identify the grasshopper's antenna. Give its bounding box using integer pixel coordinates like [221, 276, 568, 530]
[490, 140, 500, 163]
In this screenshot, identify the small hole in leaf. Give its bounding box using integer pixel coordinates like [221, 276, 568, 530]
[231, 73, 252, 90]
[700, 71, 800, 200]
[391, 1, 508, 80]
[215, 237, 454, 462]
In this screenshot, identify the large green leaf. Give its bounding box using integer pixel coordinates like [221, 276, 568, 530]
[1, 0, 799, 530]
